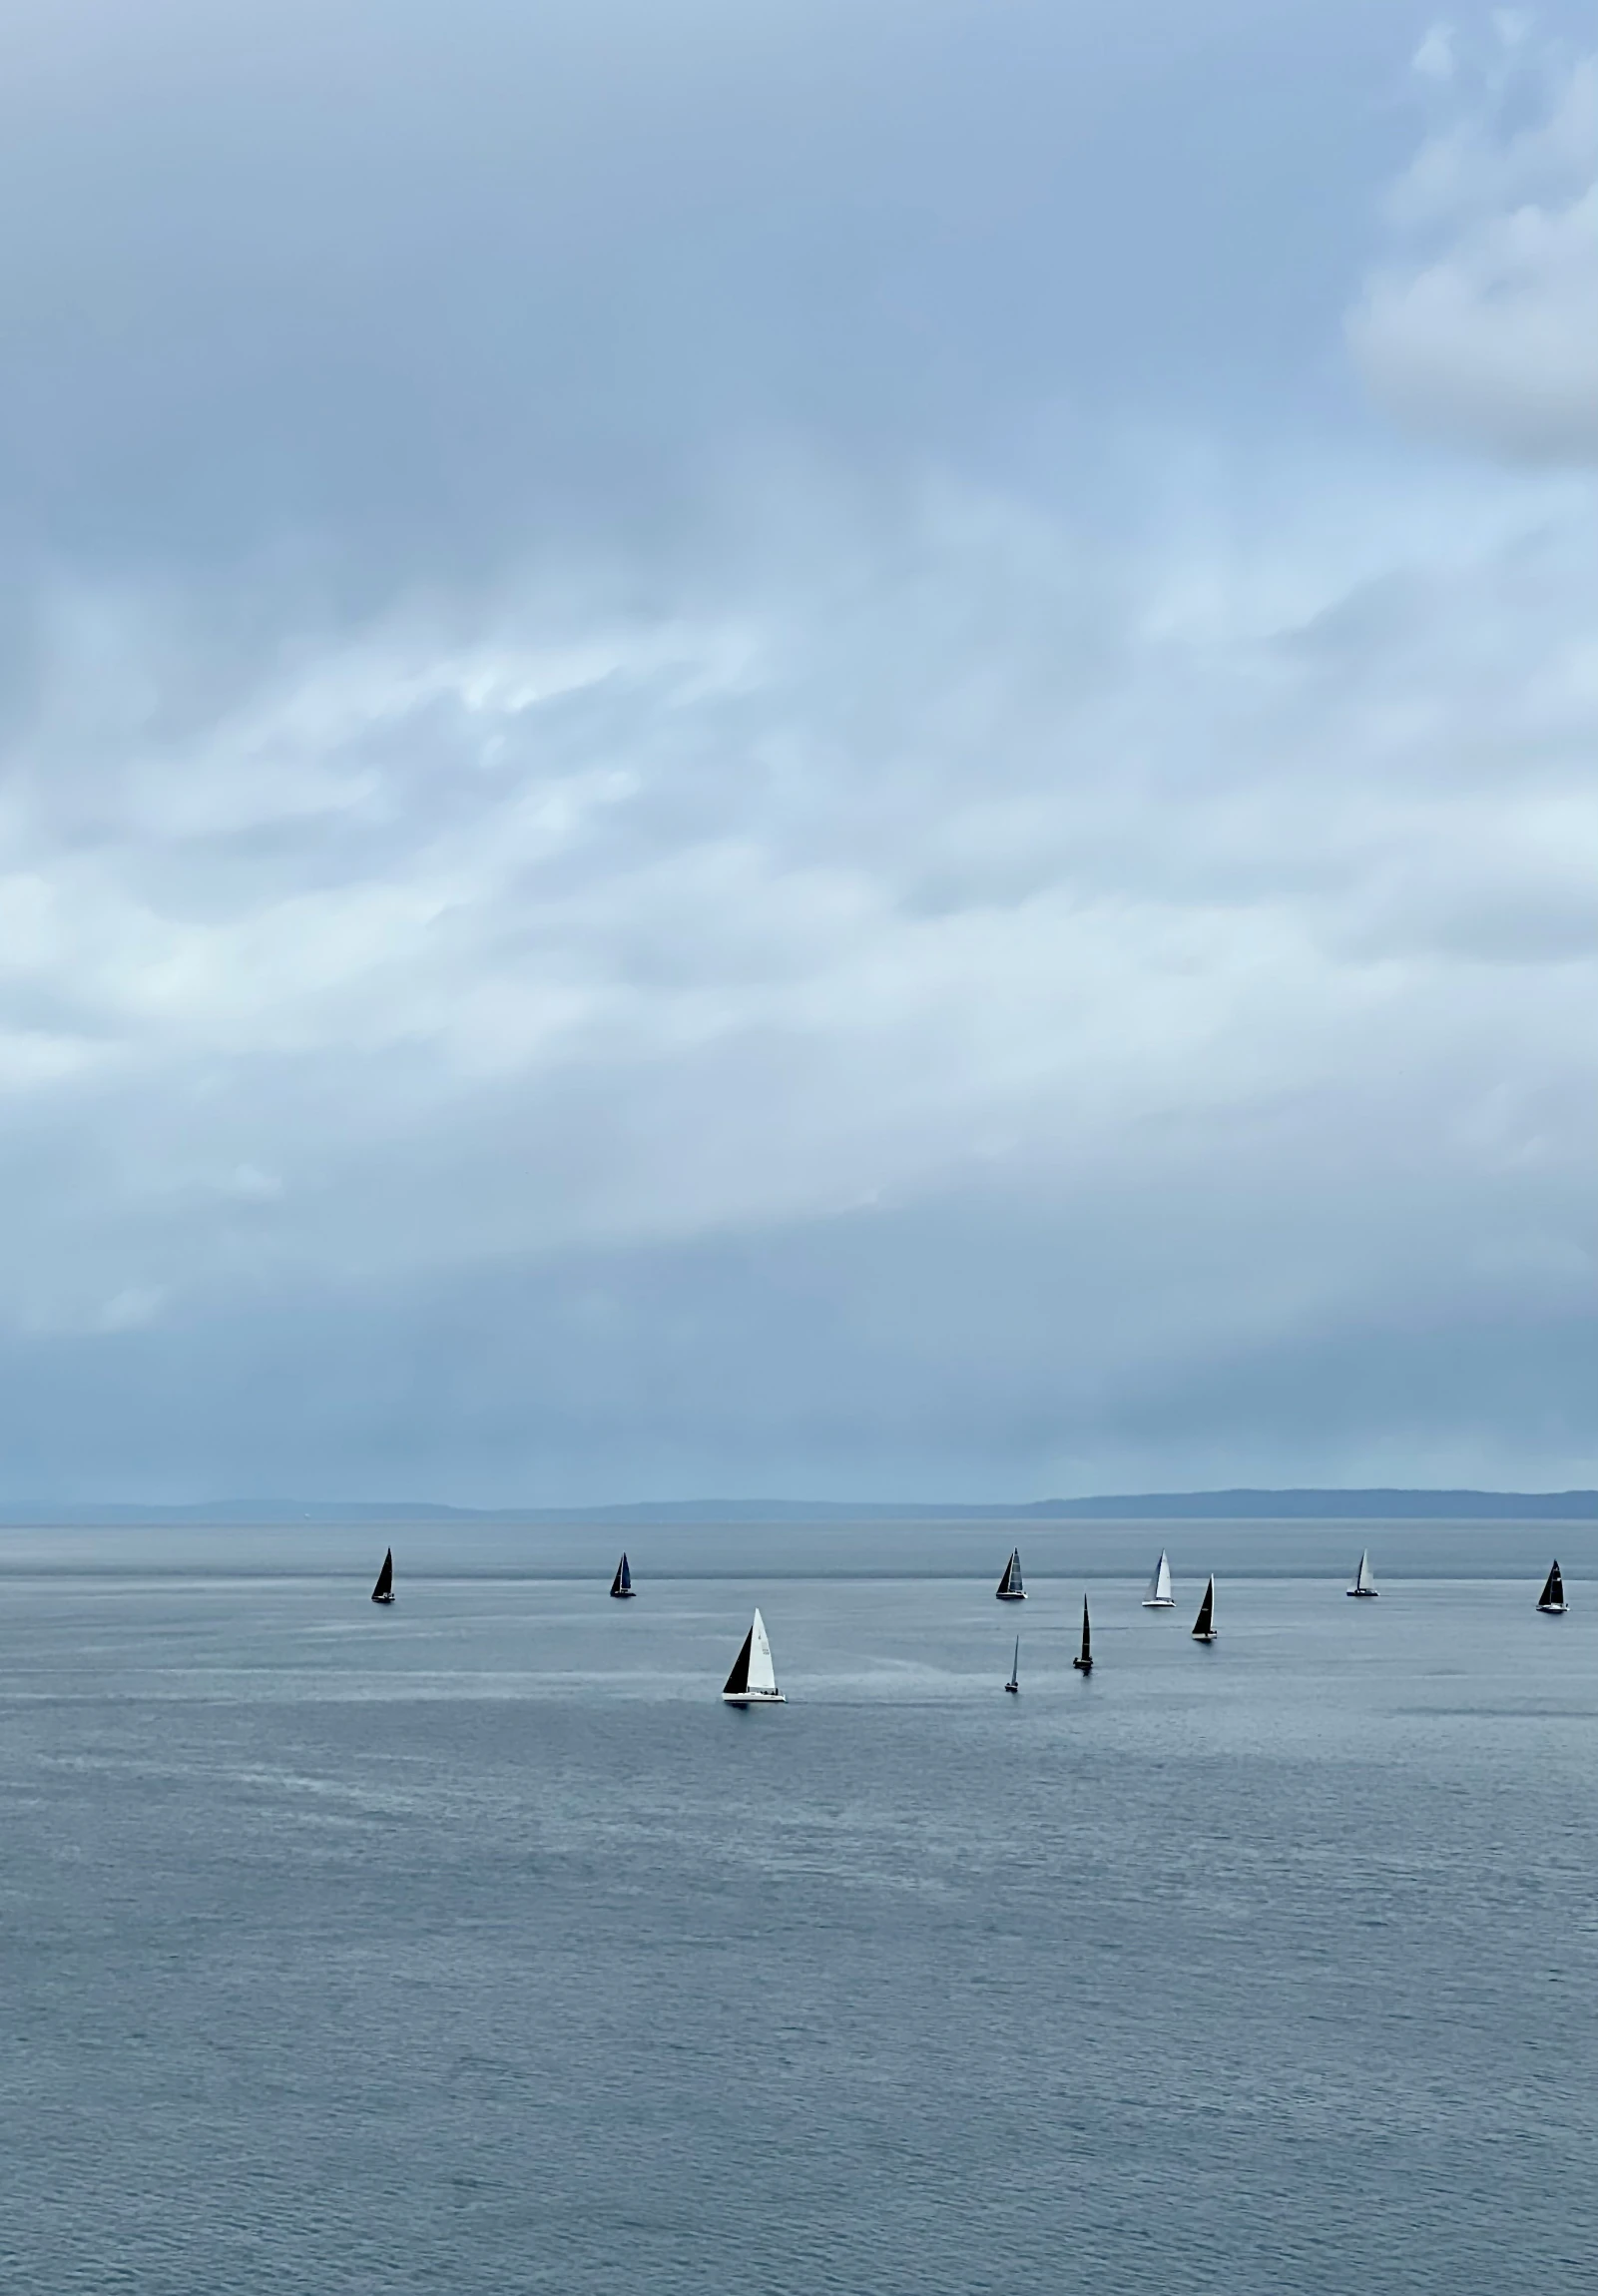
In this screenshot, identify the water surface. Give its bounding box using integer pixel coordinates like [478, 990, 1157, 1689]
[1, 1519, 1593, 2293]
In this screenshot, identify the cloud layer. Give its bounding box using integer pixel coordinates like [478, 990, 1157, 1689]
[1351, 35, 1598, 461]
[0, 2, 1593, 1500]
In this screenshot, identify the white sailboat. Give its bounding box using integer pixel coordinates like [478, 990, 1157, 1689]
[722, 1607, 786, 1705]
[1345, 1549, 1377, 1598]
[1143, 1550, 1175, 1608]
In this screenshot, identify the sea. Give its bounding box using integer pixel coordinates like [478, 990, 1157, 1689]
[2, 1515, 1595, 2295]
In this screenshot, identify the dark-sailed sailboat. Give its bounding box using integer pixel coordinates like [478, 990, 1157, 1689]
[609, 1552, 635, 1599]
[1192, 1574, 1217, 1642]
[370, 1548, 394, 1605]
[1005, 1635, 1020, 1694]
[1537, 1560, 1568, 1615]
[995, 1548, 1026, 1601]
[1073, 1597, 1093, 1672]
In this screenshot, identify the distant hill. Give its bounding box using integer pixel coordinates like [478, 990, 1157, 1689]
[0, 1488, 1593, 1525]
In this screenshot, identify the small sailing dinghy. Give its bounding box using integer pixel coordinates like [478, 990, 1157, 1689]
[609, 1552, 635, 1599]
[722, 1607, 786, 1705]
[1143, 1550, 1175, 1608]
[1073, 1597, 1093, 1672]
[1346, 1549, 1378, 1599]
[1537, 1560, 1568, 1615]
[1192, 1574, 1217, 1642]
[1005, 1635, 1020, 1694]
[370, 1548, 394, 1605]
[995, 1547, 1026, 1601]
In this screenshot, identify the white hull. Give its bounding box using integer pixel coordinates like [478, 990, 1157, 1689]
[1193, 1630, 1218, 1643]
[1142, 1597, 1175, 1609]
[723, 1689, 787, 1705]
[1538, 1603, 1568, 1616]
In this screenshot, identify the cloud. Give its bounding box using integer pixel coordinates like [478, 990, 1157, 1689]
[1413, 24, 1457, 82]
[0, 3, 1593, 1497]
[95, 1287, 166, 1335]
[1350, 47, 1598, 461]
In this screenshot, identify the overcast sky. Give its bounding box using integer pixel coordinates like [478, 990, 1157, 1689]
[0, 0, 1593, 1503]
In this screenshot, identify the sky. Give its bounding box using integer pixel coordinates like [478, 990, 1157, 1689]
[0, 0, 1593, 1504]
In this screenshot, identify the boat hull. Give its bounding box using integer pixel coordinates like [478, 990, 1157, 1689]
[1538, 1602, 1568, 1615]
[995, 1591, 1026, 1602]
[1003, 1682, 1019, 1694]
[610, 1588, 636, 1599]
[371, 1593, 394, 1606]
[1072, 1657, 1092, 1672]
[1345, 1588, 1378, 1598]
[723, 1690, 786, 1705]
[1192, 1630, 1217, 1643]
[1142, 1597, 1175, 1609]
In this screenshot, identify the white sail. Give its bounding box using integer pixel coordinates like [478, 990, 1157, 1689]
[747, 1607, 779, 1696]
[1143, 1550, 1174, 1606]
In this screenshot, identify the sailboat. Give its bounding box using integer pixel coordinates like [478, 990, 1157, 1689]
[1005, 1635, 1020, 1694]
[1143, 1550, 1175, 1608]
[370, 1548, 394, 1605]
[1073, 1597, 1093, 1673]
[1192, 1575, 1217, 1642]
[722, 1607, 786, 1705]
[1346, 1549, 1378, 1598]
[995, 1548, 1026, 1601]
[1537, 1560, 1568, 1615]
[609, 1552, 635, 1599]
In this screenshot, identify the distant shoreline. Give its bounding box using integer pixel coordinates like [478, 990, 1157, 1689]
[1, 1488, 1593, 1526]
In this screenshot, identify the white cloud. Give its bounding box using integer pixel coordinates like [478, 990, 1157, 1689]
[95, 1286, 166, 1335]
[1350, 50, 1598, 461]
[1413, 23, 1456, 82]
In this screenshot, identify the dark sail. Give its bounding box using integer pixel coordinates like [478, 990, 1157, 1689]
[723, 1625, 754, 1697]
[371, 1548, 394, 1604]
[995, 1548, 1025, 1599]
[610, 1552, 634, 1598]
[1005, 1634, 1019, 1692]
[1192, 1576, 1215, 1639]
[1080, 1598, 1091, 1665]
[1538, 1560, 1565, 1612]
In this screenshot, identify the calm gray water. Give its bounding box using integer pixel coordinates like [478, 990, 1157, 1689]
[2, 1518, 1595, 2294]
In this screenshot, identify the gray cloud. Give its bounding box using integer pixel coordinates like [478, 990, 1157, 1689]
[1350, 40, 1598, 462]
[0, 1, 1593, 1499]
